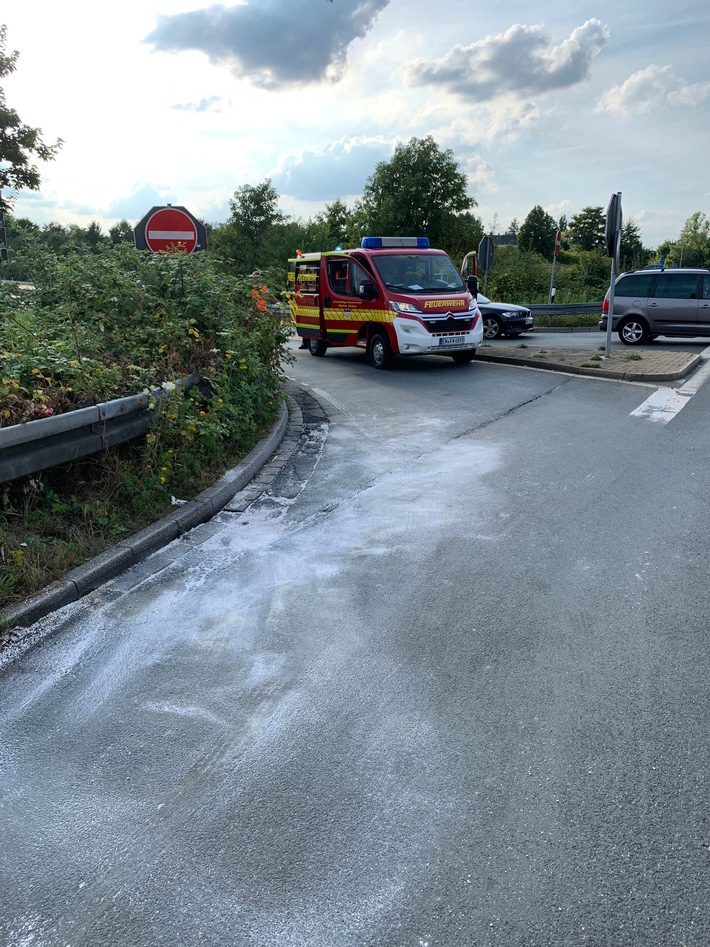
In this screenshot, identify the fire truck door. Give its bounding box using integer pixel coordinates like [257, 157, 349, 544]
[321, 256, 371, 345]
[294, 260, 324, 340]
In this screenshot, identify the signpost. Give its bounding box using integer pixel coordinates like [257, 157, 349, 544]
[548, 229, 562, 304]
[478, 234, 494, 293]
[603, 192, 622, 359]
[133, 205, 207, 254]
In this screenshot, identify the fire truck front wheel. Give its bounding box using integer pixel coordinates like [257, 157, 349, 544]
[368, 331, 394, 370]
[309, 338, 328, 357]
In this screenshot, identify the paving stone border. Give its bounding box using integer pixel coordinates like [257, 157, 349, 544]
[0, 384, 327, 643]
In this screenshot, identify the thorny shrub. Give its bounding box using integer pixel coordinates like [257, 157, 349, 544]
[0, 245, 291, 610]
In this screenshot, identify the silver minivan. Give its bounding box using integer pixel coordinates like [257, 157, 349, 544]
[599, 268, 710, 344]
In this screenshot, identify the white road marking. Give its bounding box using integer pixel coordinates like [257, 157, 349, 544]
[630, 346, 710, 424]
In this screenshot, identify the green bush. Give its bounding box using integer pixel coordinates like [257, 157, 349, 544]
[0, 245, 290, 607]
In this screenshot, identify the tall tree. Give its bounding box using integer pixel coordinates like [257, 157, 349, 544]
[517, 205, 557, 257]
[568, 206, 605, 252]
[225, 179, 285, 272]
[0, 25, 62, 215]
[109, 219, 134, 245]
[676, 212, 710, 267]
[359, 136, 476, 250]
[619, 218, 649, 270]
[315, 198, 351, 249]
[84, 221, 106, 253]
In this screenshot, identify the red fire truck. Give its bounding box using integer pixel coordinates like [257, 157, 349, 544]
[287, 237, 482, 369]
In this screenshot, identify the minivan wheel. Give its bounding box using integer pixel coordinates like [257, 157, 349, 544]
[308, 338, 328, 357]
[618, 317, 649, 345]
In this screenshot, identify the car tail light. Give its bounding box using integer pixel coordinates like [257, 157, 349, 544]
[602, 298, 609, 313]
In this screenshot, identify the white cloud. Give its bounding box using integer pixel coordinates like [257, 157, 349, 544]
[271, 137, 393, 202]
[403, 19, 609, 101]
[545, 200, 574, 225]
[146, 0, 392, 90]
[462, 155, 497, 194]
[480, 98, 543, 144]
[596, 64, 710, 118]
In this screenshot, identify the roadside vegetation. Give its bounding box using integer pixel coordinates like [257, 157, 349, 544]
[0, 246, 289, 609]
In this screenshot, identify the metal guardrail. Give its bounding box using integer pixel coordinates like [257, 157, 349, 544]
[527, 302, 602, 316]
[0, 374, 201, 485]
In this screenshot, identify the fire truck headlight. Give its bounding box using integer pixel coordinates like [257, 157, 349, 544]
[389, 300, 423, 314]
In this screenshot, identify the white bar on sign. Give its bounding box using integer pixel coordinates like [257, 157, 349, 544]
[148, 230, 194, 239]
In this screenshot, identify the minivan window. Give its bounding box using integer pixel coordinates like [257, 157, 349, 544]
[652, 273, 699, 299]
[616, 273, 656, 296]
[703, 275, 710, 299]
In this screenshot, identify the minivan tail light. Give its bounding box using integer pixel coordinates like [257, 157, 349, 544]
[602, 298, 609, 313]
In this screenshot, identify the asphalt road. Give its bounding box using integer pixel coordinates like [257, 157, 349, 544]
[1, 340, 709, 946]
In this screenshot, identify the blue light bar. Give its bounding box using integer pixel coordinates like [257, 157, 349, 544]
[361, 236, 430, 249]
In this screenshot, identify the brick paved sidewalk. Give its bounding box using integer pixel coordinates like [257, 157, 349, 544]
[475, 342, 702, 382]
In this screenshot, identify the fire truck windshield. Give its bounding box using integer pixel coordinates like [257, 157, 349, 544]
[371, 253, 466, 293]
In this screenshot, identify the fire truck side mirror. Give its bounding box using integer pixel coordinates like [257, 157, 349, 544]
[467, 275, 479, 297]
[357, 280, 377, 300]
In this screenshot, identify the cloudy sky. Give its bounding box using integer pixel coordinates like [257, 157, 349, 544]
[3, 0, 709, 248]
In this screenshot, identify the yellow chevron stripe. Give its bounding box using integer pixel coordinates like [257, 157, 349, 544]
[322, 308, 392, 323]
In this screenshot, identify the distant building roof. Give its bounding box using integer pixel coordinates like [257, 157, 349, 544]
[492, 234, 517, 246]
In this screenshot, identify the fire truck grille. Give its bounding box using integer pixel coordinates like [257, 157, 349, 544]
[423, 315, 473, 333]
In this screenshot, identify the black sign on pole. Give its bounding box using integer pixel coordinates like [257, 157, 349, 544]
[478, 235, 494, 293]
[605, 192, 622, 269]
[478, 235, 494, 271]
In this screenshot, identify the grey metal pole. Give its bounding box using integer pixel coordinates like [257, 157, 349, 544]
[604, 253, 617, 359]
[603, 192, 622, 360]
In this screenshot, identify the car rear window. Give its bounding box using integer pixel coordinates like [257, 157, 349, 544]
[616, 273, 656, 297]
[651, 273, 700, 299]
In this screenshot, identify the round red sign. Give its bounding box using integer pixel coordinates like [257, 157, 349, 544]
[144, 207, 198, 254]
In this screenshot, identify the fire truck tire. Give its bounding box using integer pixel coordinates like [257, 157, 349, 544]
[451, 351, 476, 364]
[368, 331, 393, 370]
[308, 338, 328, 357]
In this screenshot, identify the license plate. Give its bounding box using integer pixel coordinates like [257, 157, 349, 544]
[438, 336, 463, 346]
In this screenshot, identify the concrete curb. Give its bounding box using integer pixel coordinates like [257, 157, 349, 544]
[474, 351, 702, 382]
[0, 400, 289, 632]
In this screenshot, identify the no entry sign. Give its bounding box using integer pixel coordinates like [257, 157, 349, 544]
[133, 205, 207, 254]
